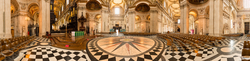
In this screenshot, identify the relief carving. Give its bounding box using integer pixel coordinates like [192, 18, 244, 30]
[19, 2, 28, 10]
[198, 7, 206, 15]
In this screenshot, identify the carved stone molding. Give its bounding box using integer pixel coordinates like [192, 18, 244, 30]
[78, 7, 86, 10]
[19, 2, 28, 10]
[150, 10, 158, 13]
[128, 11, 135, 14]
[101, 10, 108, 13]
[44, 0, 50, 3]
[198, 7, 206, 15]
[180, 0, 188, 7]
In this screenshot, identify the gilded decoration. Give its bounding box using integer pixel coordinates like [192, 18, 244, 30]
[188, 0, 209, 4]
[135, 3, 150, 12]
[86, 0, 102, 11]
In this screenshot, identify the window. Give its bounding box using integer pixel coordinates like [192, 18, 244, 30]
[115, 8, 120, 14]
[164, 2, 166, 8]
[66, 0, 69, 5]
[244, 0, 250, 8]
[62, 6, 63, 11]
[178, 19, 180, 24]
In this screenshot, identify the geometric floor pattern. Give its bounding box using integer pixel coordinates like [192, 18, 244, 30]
[20, 46, 88, 61]
[157, 36, 243, 61]
[87, 36, 164, 61]
[163, 48, 215, 61]
[14, 37, 90, 61]
[13, 35, 246, 61]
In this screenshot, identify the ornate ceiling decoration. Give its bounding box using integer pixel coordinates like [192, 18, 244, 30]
[188, 0, 209, 4]
[113, 0, 122, 4]
[86, 0, 102, 11]
[29, 5, 39, 15]
[135, 3, 150, 12]
[167, 0, 180, 16]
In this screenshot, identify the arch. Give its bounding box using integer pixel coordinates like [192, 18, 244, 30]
[110, 5, 124, 12]
[111, 6, 124, 15]
[65, 14, 71, 23]
[11, 0, 19, 11]
[205, 6, 210, 15]
[28, 3, 39, 16]
[95, 14, 101, 19]
[11, 4, 16, 14]
[189, 9, 198, 19]
[147, 15, 150, 21]
[133, 0, 152, 6]
[135, 15, 141, 21]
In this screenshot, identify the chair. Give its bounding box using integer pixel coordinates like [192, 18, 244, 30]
[244, 41, 250, 48]
[242, 48, 250, 61]
[0, 46, 5, 61]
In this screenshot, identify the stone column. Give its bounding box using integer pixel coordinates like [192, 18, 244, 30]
[180, 1, 189, 34]
[39, 0, 50, 37]
[209, 0, 223, 36]
[87, 13, 97, 35]
[198, 15, 207, 35]
[0, 0, 12, 38]
[0, 0, 4, 38]
[101, 10, 109, 32]
[141, 21, 146, 32]
[150, 10, 158, 33]
[17, 11, 29, 36]
[46, 0, 50, 33]
[128, 11, 135, 32]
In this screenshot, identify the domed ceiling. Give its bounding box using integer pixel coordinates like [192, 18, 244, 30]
[135, 3, 150, 12]
[86, 0, 102, 11]
[188, 0, 209, 4]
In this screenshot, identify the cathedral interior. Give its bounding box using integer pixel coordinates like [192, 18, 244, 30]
[0, 0, 250, 61]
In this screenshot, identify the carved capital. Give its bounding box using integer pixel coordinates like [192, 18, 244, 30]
[128, 11, 135, 14]
[19, 2, 28, 10]
[150, 10, 158, 13]
[45, 0, 50, 3]
[198, 7, 206, 15]
[78, 7, 86, 10]
[180, 0, 188, 7]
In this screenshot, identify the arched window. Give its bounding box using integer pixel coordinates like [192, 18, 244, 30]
[164, 2, 166, 8]
[66, 0, 69, 5]
[244, 0, 250, 8]
[177, 19, 180, 24]
[62, 6, 63, 11]
[115, 8, 120, 14]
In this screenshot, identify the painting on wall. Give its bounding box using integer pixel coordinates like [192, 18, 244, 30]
[86, 0, 102, 11]
[188, 0, 209, 4]
[135, 3, 150, 12]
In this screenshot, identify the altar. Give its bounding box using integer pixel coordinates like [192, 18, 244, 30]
[113, 24, 121, 32]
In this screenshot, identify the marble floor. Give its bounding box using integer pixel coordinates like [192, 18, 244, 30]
[11, 35, 247, 61]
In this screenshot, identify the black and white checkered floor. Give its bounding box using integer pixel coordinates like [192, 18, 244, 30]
[17, 46, 90, 61]
[13, 36, 246, 61]
[14, 37, 91, 61]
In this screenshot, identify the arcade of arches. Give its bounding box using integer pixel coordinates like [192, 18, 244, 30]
[0, 0, 250, 61]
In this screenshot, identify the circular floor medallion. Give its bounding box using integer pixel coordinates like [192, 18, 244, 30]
[220, 47, 232, 52]
[96, 37, 155, 56]
[40, 43, 49, 45]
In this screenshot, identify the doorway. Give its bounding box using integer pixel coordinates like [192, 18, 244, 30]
[245, 22, 249, 34]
